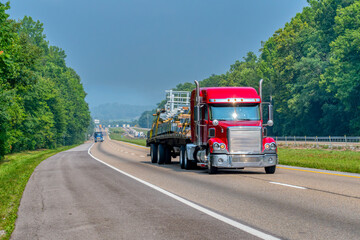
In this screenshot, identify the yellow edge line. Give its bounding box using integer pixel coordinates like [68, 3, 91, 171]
[278, 166, 360, 179]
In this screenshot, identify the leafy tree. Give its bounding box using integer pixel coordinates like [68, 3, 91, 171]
[322, 0, 360, 134]
[0, 5, 91, 157]
[140, 0, 360, 136]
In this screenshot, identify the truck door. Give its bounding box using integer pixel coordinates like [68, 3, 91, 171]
[200, 105, 208, 144]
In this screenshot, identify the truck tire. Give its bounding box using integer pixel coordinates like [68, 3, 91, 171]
[164, 146, 172, 164]
[150, 144, 158, 163]
[157, 144, 166, 164]
[179, 146, 186, 169]
[265, 165, 276, 174]
[208, 161, 218, 174]
[184, 149, 193, 170]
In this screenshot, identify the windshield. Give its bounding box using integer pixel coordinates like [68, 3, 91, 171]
[210, 104, 260, 121]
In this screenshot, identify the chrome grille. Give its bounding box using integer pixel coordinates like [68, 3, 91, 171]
[228, 126, 262, 154]
[231, 155, 261, 162]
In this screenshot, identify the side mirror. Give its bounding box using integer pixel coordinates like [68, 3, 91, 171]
[212, 119, 219, 126]
[268, 104, 273, 121]
[267, 104, 273, 126]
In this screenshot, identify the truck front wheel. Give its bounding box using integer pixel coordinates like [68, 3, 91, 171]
[179, 146, 186, 169]
[184, 149, 194, 170]
[150, 144, 158, 163]
[208, 162, 218, 174]
[265, 165, 276, 174]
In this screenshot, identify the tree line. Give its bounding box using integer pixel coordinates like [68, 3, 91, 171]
[139, 0, 360, 136]
[0, 2, 91, 157]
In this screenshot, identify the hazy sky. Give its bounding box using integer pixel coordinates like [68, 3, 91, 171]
[8, 0, 308, 109]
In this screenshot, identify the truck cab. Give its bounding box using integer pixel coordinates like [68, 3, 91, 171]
[186, 80, 277, 174]
[94, 131, 104, 143]
[146, 79, 278, 174]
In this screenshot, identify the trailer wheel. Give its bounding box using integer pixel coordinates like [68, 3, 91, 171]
[265, 165, 276, 174]
[164, 146, 172, 164]
[157, 144, 166, 164]
[179, 146, 186, 169]
[150, 144, 158, 163]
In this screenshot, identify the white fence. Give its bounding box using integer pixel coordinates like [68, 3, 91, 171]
[272, 136, 360, 149]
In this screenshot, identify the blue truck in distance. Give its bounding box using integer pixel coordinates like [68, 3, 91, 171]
[94, 131, 104, 142]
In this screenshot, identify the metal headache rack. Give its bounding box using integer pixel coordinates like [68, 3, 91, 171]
[161, 90, 190, 121]
[149, 90, 191, 138]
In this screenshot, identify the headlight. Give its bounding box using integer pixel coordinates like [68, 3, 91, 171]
[270, 142, 277, 150]
[265, 142, 276, 151]
[213, 142, 220, 150]
[265, 143, 270, 150]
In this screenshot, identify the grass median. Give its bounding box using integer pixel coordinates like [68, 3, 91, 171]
[278, 147, 360, 173]
[0, 145, 78, 240]
[110, 132, 146, 146]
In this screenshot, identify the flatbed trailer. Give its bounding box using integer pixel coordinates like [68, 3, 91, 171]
[147, 133, 190, 146]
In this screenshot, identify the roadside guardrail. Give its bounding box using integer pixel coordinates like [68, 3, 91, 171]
[271, 136, 360, 149]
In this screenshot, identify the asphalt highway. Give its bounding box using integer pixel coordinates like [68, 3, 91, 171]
[11, 137, 360, 240]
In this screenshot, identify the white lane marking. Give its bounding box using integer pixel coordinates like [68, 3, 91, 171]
[88, 143, 280, 240]
[130, 153, 135, 156]
[269, 182, 306, 190]
[139, 155, 146, 158]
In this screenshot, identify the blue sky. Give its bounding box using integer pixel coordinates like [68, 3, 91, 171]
[8, 0, 308, 108]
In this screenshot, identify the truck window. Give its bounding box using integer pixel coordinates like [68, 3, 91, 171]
[202, 105, 208, 120]
[210, 104, 260, 121]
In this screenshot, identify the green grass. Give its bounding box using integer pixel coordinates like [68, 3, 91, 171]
[110, 127, 125, 134]
[278, 147, 360, 173]
[0, 145, 78, 240]
[110, 132, 147, 146]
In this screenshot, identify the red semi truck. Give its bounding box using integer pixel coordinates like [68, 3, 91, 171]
[146, 79, 278, 174]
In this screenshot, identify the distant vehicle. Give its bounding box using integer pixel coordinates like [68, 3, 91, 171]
[94, 131, 104, 142]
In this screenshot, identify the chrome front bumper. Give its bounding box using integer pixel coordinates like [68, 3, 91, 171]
[197, 153, 278, 168]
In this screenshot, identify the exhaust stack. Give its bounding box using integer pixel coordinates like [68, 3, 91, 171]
[259, 79, 263, 121]
[194, 80, 201, 146]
